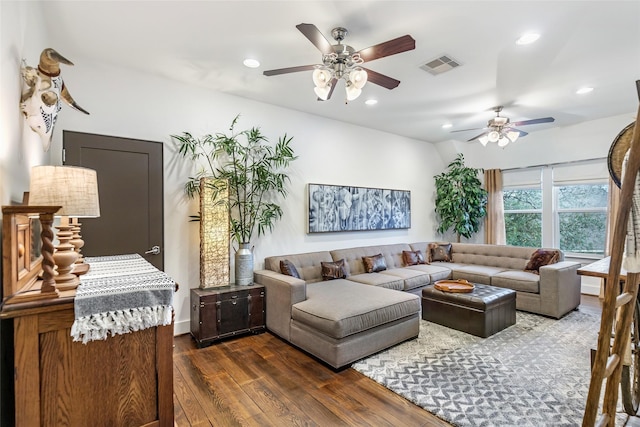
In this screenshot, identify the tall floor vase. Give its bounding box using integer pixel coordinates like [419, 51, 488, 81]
[235, 242, 253, 286]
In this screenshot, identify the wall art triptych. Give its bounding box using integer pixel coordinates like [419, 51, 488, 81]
[307, 183, 411, 233]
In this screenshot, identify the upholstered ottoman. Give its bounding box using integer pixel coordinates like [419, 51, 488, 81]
[421, 283, 516, 337]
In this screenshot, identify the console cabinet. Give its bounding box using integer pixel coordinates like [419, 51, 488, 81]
[190, 284, 265, 347]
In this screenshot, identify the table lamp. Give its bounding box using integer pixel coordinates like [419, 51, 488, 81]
[29, 165, 100, 290]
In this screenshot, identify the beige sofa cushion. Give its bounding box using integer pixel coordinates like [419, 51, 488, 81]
[452, 265, 508, 285]
[492, 270, 540, 293]
[380, 268, 430, 291]
[347, 273, 404, 290]
[291, 279, 420, 339]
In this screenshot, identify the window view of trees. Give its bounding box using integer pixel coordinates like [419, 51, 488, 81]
[504, 188, 542, 247]
[503, 184, 608, 255]
[556, 184, 607, 256]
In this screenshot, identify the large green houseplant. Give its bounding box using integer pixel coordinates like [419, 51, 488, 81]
[172, 115, 297, 285]
[434, 153, 487, 242]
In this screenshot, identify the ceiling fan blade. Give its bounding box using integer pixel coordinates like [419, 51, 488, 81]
[467, 132, 488, 142]
[510, 128, 529, 137]
[511, 117, 555, 127]
[296, 23, 334, 55]
[263, 64, 317, 76]
[361, 67, 400, 89]
[356, 35, 416, 63]
[451, 127, 485, 133]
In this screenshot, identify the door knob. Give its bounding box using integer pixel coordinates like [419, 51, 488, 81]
[145, 245, 161, 255]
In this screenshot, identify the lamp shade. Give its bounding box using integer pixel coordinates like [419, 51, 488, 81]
[345, 84, 362, 101]
[312, 68, 332, 88]
[29, 166, 100, 217]
[349, 68, 368, 89]
[487, 131, 500, 143]
[506, 130, 520, 143]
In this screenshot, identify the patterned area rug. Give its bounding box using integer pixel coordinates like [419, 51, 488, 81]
[353, 309, 626, 426]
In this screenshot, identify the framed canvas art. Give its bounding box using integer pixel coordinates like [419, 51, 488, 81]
[307, 183, 411, 233]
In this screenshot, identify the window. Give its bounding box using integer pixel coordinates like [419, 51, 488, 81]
[555, 184, 607, 256]
[502, 160, 609, 258]
[504, 188, 542, 247]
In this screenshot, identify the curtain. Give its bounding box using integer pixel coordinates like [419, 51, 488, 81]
[484, 169, 506, 245]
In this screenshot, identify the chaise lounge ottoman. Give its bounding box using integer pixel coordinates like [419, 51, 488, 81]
[421, 283, 516, 338]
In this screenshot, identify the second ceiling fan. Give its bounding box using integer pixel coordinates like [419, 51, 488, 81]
[452, 106, 555, 147]
[263, 23, 415, 101]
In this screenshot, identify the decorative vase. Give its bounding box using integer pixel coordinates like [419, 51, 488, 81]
[235, 242, 254, 286]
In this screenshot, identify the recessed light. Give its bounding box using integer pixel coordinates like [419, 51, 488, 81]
[516, 33, 540, 45]
[365, 99, 378, 106]
[576, 87, 594, 95]
[442, 123, 453, 129]
[243, 58, 260, 68]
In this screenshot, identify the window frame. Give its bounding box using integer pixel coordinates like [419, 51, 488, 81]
[552, 181, 608, 259]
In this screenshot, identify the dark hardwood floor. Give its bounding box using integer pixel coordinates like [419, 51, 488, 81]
[172, 294, 632, 426]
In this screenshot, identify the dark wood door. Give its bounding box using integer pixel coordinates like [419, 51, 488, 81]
[63, 131, 164, 270]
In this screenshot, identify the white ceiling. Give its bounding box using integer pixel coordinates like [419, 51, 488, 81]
[38, 1, 640, 144]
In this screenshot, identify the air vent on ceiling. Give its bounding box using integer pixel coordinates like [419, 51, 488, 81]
[420, 55, 461, 76]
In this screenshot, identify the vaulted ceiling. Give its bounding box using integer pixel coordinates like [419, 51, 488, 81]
[39, 1, 640, 144]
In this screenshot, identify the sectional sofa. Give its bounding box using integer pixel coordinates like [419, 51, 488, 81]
[253, 241, 581, 369]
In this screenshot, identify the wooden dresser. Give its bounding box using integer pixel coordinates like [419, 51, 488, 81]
[1, 207, 174, 426]
[0, 295, 174, 427]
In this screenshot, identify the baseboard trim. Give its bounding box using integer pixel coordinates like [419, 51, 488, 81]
[581, 283, 600, 296]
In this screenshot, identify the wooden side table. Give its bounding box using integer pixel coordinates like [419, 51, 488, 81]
[190, 284, 265, 347]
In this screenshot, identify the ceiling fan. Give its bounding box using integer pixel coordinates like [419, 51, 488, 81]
[263, 23, 415, 101]
[452, 106, 555, 147]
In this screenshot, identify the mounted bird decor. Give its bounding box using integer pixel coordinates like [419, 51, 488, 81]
[20, 48, 89, 151]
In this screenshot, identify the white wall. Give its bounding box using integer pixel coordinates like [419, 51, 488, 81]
[49, 58, 444, 334]
[0, 1, 50, 207]
[3, 1, 635, 331]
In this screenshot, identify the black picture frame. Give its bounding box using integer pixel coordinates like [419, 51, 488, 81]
[307, 183, 411, 233]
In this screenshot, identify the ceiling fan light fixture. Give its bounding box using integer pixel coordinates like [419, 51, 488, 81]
[349, 68, 368, 89]
[498, 136, 510, 148]
[345, 84, 362, 101]
[506, 130, 520, 143]
[488, 130, 500, 143]
[478, 135, 489, 147]
[314, 85, 331, 101]
[312, 68, 332, 88]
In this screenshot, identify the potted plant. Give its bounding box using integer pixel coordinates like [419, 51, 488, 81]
[434, 153, 487, 242]
[172, 115, 297, 285]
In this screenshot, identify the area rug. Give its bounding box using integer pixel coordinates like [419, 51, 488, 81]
[353, 309, 625, 426]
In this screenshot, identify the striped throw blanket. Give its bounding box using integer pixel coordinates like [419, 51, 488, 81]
[71, 254, 175, 344]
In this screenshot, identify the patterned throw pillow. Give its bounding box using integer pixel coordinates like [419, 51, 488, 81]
[402, 250, 427, 266]
[280, 259, 300, 279]
[525, 249, 560, 274]
[428, 242, 452, 262]
[321, 259, 347, 280]
[362, 253, 387, 273]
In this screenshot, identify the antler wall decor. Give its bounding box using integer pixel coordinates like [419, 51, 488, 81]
[20, 48, 89, 151]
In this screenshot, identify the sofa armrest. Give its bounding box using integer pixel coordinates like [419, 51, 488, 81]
[253, 269, 307, 341]
[539, 261, 582, 318]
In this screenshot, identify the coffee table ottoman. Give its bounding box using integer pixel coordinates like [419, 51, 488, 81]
[421, 283, 516, 338]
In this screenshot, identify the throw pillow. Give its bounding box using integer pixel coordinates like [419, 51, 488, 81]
[402, 250, 427, 266]
[362, 253, 387, 273]
[524, 249, 560, 274]
[429, 242, 452, 262]
[280, 259, 300, 279]
[321, 259, 347, 281]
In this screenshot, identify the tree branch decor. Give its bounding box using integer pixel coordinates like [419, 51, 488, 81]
[434, 153, 487, 242]
[172, 115, 297, 247]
